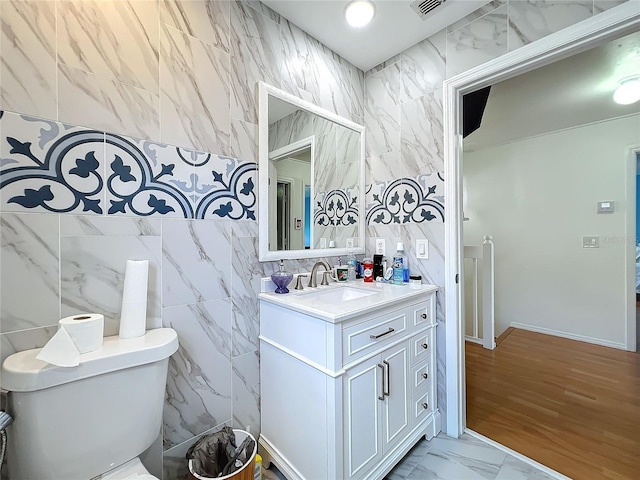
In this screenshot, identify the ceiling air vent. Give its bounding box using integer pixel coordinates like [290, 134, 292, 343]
[410, 0, 448, 19]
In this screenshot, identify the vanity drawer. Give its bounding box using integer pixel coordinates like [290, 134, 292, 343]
[411, 360, 432, 391]
[412, 296, 435, 327]
[413, 390, 432, 424]
[411, 328, 434, 365]
[342, 311, 408, 364]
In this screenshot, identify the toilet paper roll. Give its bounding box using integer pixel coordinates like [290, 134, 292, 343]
[119, 259, 149, 339]
[36, 314, 105, 367]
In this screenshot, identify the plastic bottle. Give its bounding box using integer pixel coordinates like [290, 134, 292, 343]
[363, 258, 374, 282]
[392, 243, 407, 285]
[254, 453, 262, 480]
[347, 251, 357, 282]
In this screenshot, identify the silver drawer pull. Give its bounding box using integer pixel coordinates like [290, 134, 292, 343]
[422, 402, 429, 410]
[378, 364, 386, 401]
[421, 313, 427, 319]
[383, 360, 390, 397]
[370, 327, 394, 339]
[422, 372, 428, 379]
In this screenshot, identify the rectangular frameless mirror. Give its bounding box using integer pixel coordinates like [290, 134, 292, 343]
[258, 82, 365, 261]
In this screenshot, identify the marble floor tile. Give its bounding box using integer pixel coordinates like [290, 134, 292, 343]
[386, 433, 564, 480]
[407, 449, 489, 480]
[494, 455, 559, 480]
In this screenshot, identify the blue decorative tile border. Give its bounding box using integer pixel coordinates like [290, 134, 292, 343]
[314, 188, 359, 227]
[0, 111, 257, 220]
[366, 173, 444, 224]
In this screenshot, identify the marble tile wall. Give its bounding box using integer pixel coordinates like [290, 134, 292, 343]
[363, 0, 636, 431]
[1, 0, 633, 477]
[0, 1, 363, 478]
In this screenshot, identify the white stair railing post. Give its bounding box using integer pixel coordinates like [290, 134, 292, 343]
[482, 235, 496, 350]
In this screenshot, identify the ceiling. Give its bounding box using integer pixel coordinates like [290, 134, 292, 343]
[259, 1, 639, 150]
[465, 31, 640, 151]
[261, 0, 491, 71]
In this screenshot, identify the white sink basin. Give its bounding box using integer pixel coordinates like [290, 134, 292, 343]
[301, 286, 378, 303]
[260, 278, 438, 323]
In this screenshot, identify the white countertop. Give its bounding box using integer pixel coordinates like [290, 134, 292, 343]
[258, 279, 438, 323]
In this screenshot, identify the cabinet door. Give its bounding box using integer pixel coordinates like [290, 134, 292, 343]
[381, 341, 411, 453]
[343, 357, 383, 479]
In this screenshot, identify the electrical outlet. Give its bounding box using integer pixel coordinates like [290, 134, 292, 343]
[320, 238, 327, 249]
[375, 238, 385, 255]
[346, 238, 355, 248]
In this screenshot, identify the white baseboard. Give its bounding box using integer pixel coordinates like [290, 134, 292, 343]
[465, 429, 571, 480]
[509, 322, 627, 350]
[464, 336, 483, 345]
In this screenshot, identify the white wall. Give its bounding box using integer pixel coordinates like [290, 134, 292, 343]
[463, 115, 640, 348]
[276, 157, 311, 250]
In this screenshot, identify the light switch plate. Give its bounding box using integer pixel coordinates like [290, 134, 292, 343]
[375, 238, 385, 255]
[320, 238, 327, 249]
[416, 239, 429, 259]
[582, 236, 599, 248]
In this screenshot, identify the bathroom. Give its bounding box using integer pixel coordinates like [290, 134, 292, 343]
[0, 0, 637, 479]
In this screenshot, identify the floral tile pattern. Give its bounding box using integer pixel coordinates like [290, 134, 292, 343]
[314, 187, 359, 227]
[0, 111, 257, 221]
[0, 111, 106, 214]
[366, 173, 445, 225]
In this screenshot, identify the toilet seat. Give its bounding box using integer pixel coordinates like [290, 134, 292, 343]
[100, 457, 159, 480]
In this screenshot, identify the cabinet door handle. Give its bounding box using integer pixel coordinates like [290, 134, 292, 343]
[421, 313, 427, 319]
[422, 372, 428, 379]
[422, 403, 429, 410]
[382, 360, 390, 397]
[378, 364, 385, 401]
[370, 327, 394, 340]
[422, 343, 428, 350]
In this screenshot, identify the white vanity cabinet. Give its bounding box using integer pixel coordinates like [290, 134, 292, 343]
[258, 283, 440, 480]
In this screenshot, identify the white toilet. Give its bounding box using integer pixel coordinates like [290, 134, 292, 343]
[1, 328, 178, 480]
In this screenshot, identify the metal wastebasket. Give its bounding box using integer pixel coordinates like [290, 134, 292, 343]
[188, 429, 257, 480]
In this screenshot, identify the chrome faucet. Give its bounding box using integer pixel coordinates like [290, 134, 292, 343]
[308, 261, 332, 288]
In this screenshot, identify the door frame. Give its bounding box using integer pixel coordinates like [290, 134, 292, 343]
[627, 145, 640, 352]
[443, 2, 640, 436]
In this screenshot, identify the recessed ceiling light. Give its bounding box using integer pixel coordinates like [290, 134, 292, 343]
[613, 75, 640, 105]
[345, 0, 375, 28]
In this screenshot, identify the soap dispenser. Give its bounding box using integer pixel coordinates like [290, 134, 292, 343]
[271, 260, 293, 294]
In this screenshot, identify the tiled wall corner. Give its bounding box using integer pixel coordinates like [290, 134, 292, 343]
[162, 299, 233, 449]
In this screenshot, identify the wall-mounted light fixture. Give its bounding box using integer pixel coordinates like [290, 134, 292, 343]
[345, 0, 375, 28]
[613, 75, 640, 105]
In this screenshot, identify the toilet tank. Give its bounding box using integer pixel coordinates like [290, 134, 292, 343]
[1, 328, 178, 480]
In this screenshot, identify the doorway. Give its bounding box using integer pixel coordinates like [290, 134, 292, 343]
[443, 0, 640, 439]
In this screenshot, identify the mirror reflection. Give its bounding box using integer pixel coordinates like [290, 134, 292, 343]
[259, 83, 365, 261]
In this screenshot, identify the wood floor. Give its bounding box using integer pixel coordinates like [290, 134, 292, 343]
[465, 328, 640, 480]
